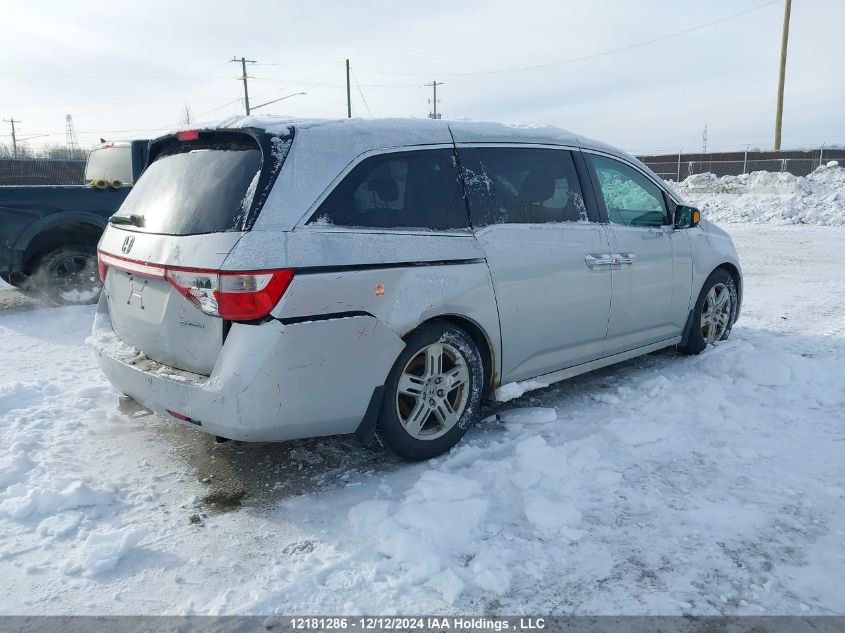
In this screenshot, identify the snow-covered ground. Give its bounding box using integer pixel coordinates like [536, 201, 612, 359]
[672, 161, 845, 226]
[1, 224, 844, 615]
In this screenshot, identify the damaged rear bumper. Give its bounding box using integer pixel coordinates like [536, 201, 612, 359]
[90, 298, 404, 442]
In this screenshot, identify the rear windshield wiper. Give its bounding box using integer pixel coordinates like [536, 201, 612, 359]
[109, 214, 144, 227]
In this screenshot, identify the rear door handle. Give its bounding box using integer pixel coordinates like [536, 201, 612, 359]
[585, 253, 636, 270]
[585, 254, 615, 270]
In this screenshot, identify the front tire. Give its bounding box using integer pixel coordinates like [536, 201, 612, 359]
[678, 268, 738, 355]
[378, 321, 483, 461]
[32, 244, 102, 306]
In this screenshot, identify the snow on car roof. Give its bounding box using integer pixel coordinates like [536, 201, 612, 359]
[179, 116, 642, 231]
[199, 115, 626, 155]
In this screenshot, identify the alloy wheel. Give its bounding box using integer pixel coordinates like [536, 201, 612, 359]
[701, 282, 732, 344]
[395, 342, 470, 440]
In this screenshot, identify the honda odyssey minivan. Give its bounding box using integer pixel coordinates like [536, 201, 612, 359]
[92, 118, 742, 460]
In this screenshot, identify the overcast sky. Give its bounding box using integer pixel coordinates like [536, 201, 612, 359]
[1, 0, 842, 155]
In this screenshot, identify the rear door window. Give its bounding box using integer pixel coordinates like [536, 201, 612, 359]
[114, 136, 262, 235]
[457, 147, 590, 226]
[309, 149, 468, 230]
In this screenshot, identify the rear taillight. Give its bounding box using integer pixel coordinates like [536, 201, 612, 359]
[166, 268, 294, 321]
[98, 251, 294, 321]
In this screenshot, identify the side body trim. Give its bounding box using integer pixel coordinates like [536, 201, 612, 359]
[527, 337, 682, 391]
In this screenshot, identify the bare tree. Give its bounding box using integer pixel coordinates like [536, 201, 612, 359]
[1, 143, 87, 160]
[41, 144, 87, 160]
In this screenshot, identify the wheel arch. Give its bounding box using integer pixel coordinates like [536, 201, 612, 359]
[19, 214, 106, 272]
[409, 313, 498, 397]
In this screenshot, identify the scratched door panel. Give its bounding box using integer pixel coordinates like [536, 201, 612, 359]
[105, 269, 223, 375]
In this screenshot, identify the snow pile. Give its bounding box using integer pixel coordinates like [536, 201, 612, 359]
[494, 379, 548, 402]
[0, 305, 154, 586]
[340, 430, 607, 604]
[73, 526, 148, 575]
[671, 161, 845, 225]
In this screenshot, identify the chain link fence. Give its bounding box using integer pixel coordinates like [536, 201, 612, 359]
[638, 148, 843, 183]
[2, 149, 842, 187]
[0, 158, 86, 186]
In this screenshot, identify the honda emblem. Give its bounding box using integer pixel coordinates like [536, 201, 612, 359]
[121, 235, 135, 254]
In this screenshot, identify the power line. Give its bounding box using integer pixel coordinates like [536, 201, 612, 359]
[0, 72, 230, 79]
[353, 0, 779, 77]
[351, 69, 372, 116]
[188, 98, 244, 121]
[255, 61, 345, 67]
[249, 75, 419, 89]
[0, 61, 235, 117]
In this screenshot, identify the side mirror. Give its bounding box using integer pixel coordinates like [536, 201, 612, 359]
[674, 204, 701, 229]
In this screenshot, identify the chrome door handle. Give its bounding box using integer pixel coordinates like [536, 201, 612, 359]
[585, 254, 615, 270]
[585, 253, 636, 270]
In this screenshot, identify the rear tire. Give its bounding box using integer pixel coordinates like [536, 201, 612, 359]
[377, 321, 483, 461]
[678, 268, 738, 355]
[31, 244, 102, 306]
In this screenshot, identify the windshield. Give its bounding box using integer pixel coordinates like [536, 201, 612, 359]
[114, 138, 261, 235]
[85, 146, 133, 184]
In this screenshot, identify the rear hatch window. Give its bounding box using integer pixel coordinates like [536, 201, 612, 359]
[111, 130, 283, 235]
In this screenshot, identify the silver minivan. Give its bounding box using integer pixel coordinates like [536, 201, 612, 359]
[92, 118, 742, 460]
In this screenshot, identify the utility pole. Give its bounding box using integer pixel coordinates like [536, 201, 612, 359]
[426, 81, 442, 119]
[231, 56, 257, 115]
[346, 59, 352, 118]
[774, 0, 792, 151]
[702, 124, 708, 154]
[3, 117, 20, 158]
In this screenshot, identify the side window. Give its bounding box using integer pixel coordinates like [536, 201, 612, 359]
[458, 147, 589, 227]
[309, 149, 467, 230]
[588, 154, 668, 227]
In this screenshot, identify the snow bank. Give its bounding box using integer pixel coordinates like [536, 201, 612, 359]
[670, 161, 845, 225]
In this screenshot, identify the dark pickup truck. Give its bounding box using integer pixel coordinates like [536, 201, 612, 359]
[0, 140, 148, 304]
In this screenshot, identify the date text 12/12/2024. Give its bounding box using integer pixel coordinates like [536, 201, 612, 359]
[289, 617, 546, 630]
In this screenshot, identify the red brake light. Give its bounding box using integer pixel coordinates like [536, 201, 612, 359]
[165, 268, 295, 321]
[176, 129, 199, 141]
[97, 251, 294, 321]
